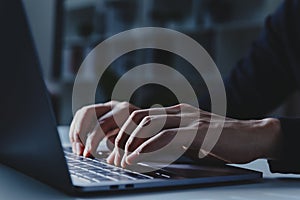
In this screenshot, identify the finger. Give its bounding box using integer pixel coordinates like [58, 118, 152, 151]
[113, 109, 149, 166]
[70, 123, 76, 152]
[125, 131, 172, 165]
[69, 111, 81, 153]
[70, 103, 115, 155]
[125, 130, 177, 164]
[106, 130, 129, 164]
[83, 127, 120, 157]
[71, 142, 84, 156]
[83, 123, 105, 157]
[106, 147, 117, 164]
[99, 109, 136, 165]
[82, 102, 130, 157]
[126, 127, 198, 166]
[120, 114, 180, 167]
[94, 101, 118, 115]
[113, 106, 178, 166]
[97, 101, 139, 139]
[70, 111, 86, 154]
[69, 117, 76, 143]
[121, 112, 204, 167]
[81, 102, 137, 166]
[75, 142, 84, 156]
[70, 107, 97, 155]
[114, 107, 198, 167]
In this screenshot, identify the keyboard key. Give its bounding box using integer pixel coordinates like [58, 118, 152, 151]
[64, 150, 152, 183]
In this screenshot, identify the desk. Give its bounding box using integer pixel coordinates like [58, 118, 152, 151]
[1, 127, 300, 200]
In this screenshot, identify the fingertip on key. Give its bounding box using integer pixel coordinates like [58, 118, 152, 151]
[126, 151, 139, 165]
[75, 142, 83, 155]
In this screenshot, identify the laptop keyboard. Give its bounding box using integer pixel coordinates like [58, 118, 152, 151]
[64, 151, 153, 183]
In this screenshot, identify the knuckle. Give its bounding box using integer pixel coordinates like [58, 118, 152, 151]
[74, 107, 83, 118]
[114, 136, 121, 146]
[74, 131, 81, 142]
[140, 116, 152, 126]
[78, 106, 90, 117]
[197, 120, 209, 129]
[159, 129, 168, 135]
[124, 139, 132, 151]
[115, 101, 131, 112]
[130, 110, 139, 117]
[130, 109, 146, 121]
[178, 103, 189, 108]
[160, 129, 175, 136]
[119, 101, 130, 108]
[85, 106, 96, 115]
[109, 100, 118, 104]
[104, 100, 116, 108]
[178, 103, 196, 112]
[178, 103, 185, 107]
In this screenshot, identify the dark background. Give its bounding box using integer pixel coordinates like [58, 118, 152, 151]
[23, 0, 300, 125]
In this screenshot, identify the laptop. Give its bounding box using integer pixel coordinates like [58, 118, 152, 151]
[0, 0, 262, 195]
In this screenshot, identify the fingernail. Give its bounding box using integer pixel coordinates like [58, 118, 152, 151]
[121, 160, 126, 168]
[126, 151, 139, 165]
[121, 153, 127, 168]
[83, 148, 88, 157]
[106, 154, 113, 164]
[106, 149, 116, 164]
[182, 145, 188, 150]
[76, 143, 82, 155]
[114, 151, 120, 166]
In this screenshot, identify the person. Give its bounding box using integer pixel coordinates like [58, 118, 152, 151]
[69, 0, 300, 174]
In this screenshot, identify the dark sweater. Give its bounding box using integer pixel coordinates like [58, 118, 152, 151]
[199, 0, 300, 173]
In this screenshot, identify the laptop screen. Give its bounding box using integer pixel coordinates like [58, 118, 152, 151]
[0, 0, 73, 192]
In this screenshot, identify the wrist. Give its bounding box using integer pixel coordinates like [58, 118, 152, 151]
[258, 118, 282, 160]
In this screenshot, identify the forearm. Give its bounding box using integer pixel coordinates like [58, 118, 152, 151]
[184, 117, 282, 165]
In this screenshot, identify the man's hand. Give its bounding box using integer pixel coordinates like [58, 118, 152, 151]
[69, 101, 139, 157]
[69, 101, 282, 168]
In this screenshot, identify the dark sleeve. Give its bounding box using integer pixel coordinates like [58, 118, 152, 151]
[268, 117, 300, 174]
[199, 0, 300, 173]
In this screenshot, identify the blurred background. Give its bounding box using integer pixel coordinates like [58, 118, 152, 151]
[22, 0, 300, 125]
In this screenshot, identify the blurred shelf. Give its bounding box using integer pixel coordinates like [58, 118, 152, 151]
[212, 19, 265, 31]
[53, 0, 282, 124]
[64, 19, 264, 48]
[64, 34, 102, 47]
[65, 0, 97, 11]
